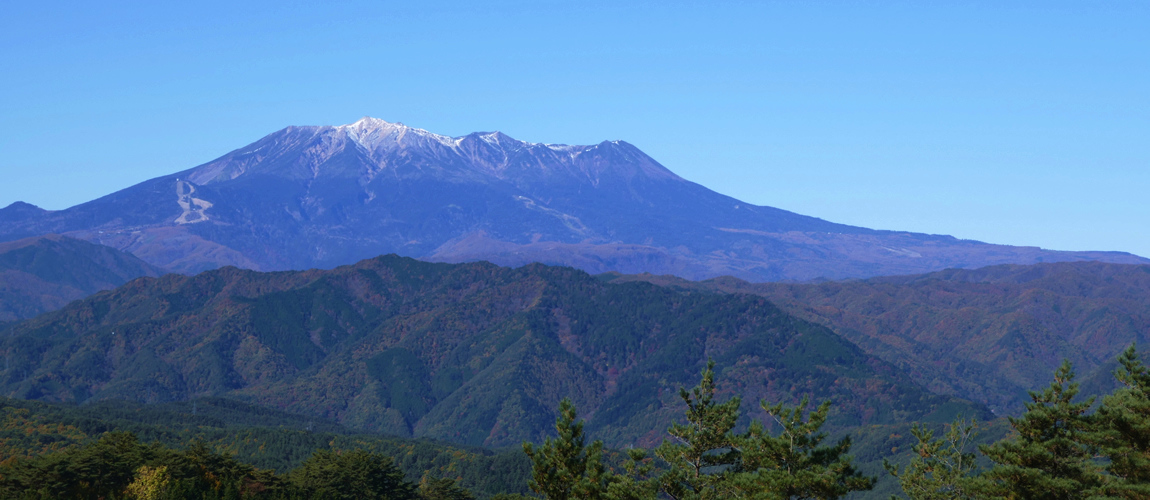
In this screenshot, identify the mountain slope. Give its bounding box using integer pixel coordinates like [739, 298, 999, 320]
[0, 118, 1143, 280]
[607, 261, 1150, 414]
[0, 256, 987, 448]
[0, 234, 167, 322]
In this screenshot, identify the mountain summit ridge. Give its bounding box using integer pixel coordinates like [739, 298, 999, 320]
[0, 118, 1144, 279]
[185, 117, 683, 187]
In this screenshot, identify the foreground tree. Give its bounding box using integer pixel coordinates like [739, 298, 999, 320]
[1088, 344, 1150, 499]
[654, 360, 742, 500]
[523, 398, 645, 500]
[124, 465, 172, 500]
[973, 360, 1102, 499]
[0, 431, 282, 500]
[524, 361, 875, 500]
[286, 449, 416, 500]
[603, 448, 659, 500]
[417, 473, 475, 500]
[731, 397, 874, 499]
[885, 418, 980, 500]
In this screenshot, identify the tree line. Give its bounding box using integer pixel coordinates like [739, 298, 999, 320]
[0, 429, 509, 500]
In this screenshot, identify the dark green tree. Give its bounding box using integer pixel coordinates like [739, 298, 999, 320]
[0, 430, 285, 500]
[0, 431, 147, 500]
[730, 397, 874, 499]
[1087, 343, 1150, 499]
[286, 449, 417, 500]
[417, 473, 475, 500]
[523, 398, 609, 500]
[163, 440, 261, 495]
[603, 448, 659, 500]
[973, 360, 1102, 499]
[653, 360, 741, 500]
[885, 418, 980, 500]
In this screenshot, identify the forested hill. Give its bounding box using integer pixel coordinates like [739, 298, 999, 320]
[0, 255, 986, 448]
[0, 234, 166, 322]
[605, 260, 1150, 414]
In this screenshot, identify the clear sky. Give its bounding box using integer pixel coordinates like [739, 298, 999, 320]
[1, 1, 1147, 257]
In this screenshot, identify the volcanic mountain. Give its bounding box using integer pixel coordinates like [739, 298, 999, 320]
[0, 118, 1143, 280]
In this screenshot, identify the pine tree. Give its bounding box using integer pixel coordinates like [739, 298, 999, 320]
[885, 418, 980, 500]
[974, 360, 1102, 499]
[1088, 343, 1150, 499]
[524, 398, 659, 500]
[417, 473, 475, 500]
[286, 449, 417, 500]
[523, 398, 606, 500]
[653, 360, 742, 500]
[730, 397, 874, 499]
[603, 448, 659, 500]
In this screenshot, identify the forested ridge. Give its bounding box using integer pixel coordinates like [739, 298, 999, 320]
[607, 261, 1150, 415]
[3, 256, 1149, 498]
[0, 255, 985, 449]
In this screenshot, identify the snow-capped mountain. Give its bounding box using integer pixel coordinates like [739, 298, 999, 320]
[1, 118, 1144, 279]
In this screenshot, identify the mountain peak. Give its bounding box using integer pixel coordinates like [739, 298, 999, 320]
[474, 130, 523, 148]
[336, 116, 457, 150]
[2, 201, 44, 212]
[0, 201, 48, 223]
[338, 116, 404, 134]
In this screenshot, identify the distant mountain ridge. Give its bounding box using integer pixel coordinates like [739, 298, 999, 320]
[0, 117, 1144, 280]
[0, 234, 166, 322]
[606, 260, 1150, 414]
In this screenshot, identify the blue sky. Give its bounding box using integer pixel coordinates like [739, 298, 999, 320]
[1, 0, 1147, 257]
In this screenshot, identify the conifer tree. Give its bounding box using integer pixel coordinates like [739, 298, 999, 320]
[730, 397, 874, 499]
[286, 449, 416, 500]
[417, 473, 475, 500]
[653, 360, 742, 500]
[973, 360, 1102, 499]
[1088, 343, 1150, 499]
[524, 397, 659, 500]
[885, 418, 980, 500]
[523, 398, 608, 500]
[604, 448, 659, 500]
